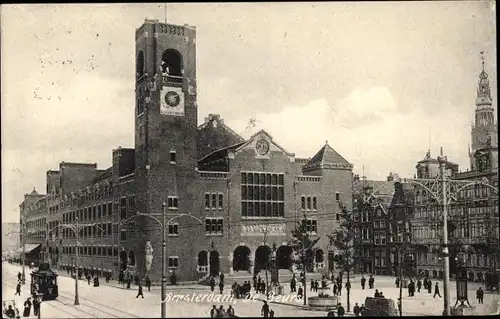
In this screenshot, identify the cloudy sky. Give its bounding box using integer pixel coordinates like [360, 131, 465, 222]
[1, 2, 497, 222]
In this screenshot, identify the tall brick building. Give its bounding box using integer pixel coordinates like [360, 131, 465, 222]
[19, 19, 354, 282]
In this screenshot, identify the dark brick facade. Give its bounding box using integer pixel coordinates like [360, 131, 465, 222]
[20, 19, 355, 283]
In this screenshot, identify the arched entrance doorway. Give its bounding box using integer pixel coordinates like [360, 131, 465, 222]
[120, 251, 128, 270]
[198, 251, 208, 272]
[233, 246, 251, 271]
[209, 251, 220, 276]
[277, 245, 293, 269]
[315, 249, 324, 269]
[254, 245, 271, 274]
[128, 251, 136, 266]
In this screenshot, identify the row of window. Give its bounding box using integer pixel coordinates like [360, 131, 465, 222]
[205, 193, 224, 210]
[374, 251, 387, 267]
[241, 202, 285, 218]
[301, 196, 317, 211]
[119, 217, 225, 240]
[241, 185, 285, 202]
[63, 202, 114, 223]
[241, 172, 284, 186]
[49, 205, 60, 214]
[302, 218, 318, 234]
[62, 223, 113, 239]
[26, 218, 47, 230]
[374, 231, 386, 245]
[62, 245, 119, 257]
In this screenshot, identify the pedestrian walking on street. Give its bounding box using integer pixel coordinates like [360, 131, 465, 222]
[417, 279, 422, 293]
[360, 276, 366, 290]
[145, 276, 151, 292]
[18, 272, 22, 282]
[290, 277, 296, 293]
[87, 275, 91, 286]
[368, 275, 375, 289]
[269, 309, 275, 317]
[333, 282, 338, 296]
[337, 282, 342, 296]
[219, 281, 224, 294]
[396, 277, 400, 288]
[427, 280, 432, 294]
[261, 301, 270, 318]
[15, 282, 21, 295]
[219, 273, 225, 285]
[227, 305, 235, 316]
[476, 287, 484, 304]
[218, 305, 225, 317]
[353, 303, 361, 317]
[32, 298, 40, 317]
[23, 298, 32, 317]
[253, 275, 257, 290]
[433, 282, 441, 298]
[297, 286, 303, 299]
[136, 284, 144, 299]
[310, 279, 314, 291]
[337, 303, 345, 317]
[209, 277, 216, 292]
[210, 305, 218, 318]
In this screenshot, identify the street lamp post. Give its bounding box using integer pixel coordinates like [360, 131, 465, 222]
[119, 205, 204, 319]
[161, 202, 167, 319]
[74, 216, 80, 305]
[388, 147, 500, 316]
[454, 251, 472, 307]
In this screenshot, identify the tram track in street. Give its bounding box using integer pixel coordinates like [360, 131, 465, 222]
[3, 272, 140, 318]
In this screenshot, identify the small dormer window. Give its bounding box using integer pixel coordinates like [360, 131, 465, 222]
[170, 151, 176, 164]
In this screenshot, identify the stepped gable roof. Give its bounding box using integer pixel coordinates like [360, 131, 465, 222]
[303, 141, 352, 171]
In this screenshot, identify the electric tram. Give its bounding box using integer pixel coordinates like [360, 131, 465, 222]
[30, 263, 58, 300]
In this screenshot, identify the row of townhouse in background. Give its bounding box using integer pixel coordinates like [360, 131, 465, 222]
[352, 60, 499, 283]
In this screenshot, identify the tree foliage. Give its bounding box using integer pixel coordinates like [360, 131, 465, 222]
[329, 204, 357, 273]
[290, 218, 321, 271]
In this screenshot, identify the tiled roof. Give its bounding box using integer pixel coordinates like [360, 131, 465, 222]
[304, 142, 352, 169]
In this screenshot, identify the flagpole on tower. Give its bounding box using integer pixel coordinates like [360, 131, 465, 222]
[164, 2, 167, 24]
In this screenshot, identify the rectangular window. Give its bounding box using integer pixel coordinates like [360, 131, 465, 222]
[301, 196, 306, 210]
[312, 197, 317, 210]
[92, 206, 96, 220]
[107, 223, 112, 235]
[211, 194, 217, 209]
[335, 192, 340, 201]
[120, 229, 127, 242]
[336, 213, 340, 221]
[168, 223, 179, 236]
[205, 193, 210, 209]
[120, 197, 127, 218]
[97, 205, 102, 219]
[307, 197, 311, 210]
[108, 202, 113, 216]
[302, 218, 318, 234]
[218, 193, 223, 209]
[167, 196, 178, 209]
[205, 218, 223, 235]
[169, 151, 176, 164]
[129, 196, 136, 211]
[241, 171, 285, 218]
[102, 204, 107, 216]
[168, 256, 179, 268]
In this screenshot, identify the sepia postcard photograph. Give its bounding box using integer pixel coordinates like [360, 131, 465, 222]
[1, 2, 498, 318]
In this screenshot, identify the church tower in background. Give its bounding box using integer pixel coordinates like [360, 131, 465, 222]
[469, 52, 498, 174]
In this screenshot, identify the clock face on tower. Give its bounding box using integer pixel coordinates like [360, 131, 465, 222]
[165, 91, 180, 107]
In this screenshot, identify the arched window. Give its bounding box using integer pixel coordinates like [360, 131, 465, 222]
[161, 49, 183, 76]
[137, 51, 145, 79]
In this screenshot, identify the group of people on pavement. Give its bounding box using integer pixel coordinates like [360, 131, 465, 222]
[209, 304, 236, 318]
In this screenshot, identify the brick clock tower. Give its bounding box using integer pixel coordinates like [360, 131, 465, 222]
[134, 19, 198, 279]
[469, 52, 498, 174]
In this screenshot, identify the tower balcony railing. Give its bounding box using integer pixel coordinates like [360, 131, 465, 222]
[162, 75, 183, 87]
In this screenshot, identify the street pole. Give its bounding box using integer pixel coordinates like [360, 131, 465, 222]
[22, 222, 26, 284]
[303, 242, 307, 306]
[74, 217, 80, 306]
[264, 224, 269, 299]
[161, 202, 167, 319]
[399, 252, 403, 317]
[438, 152, 450, 316]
